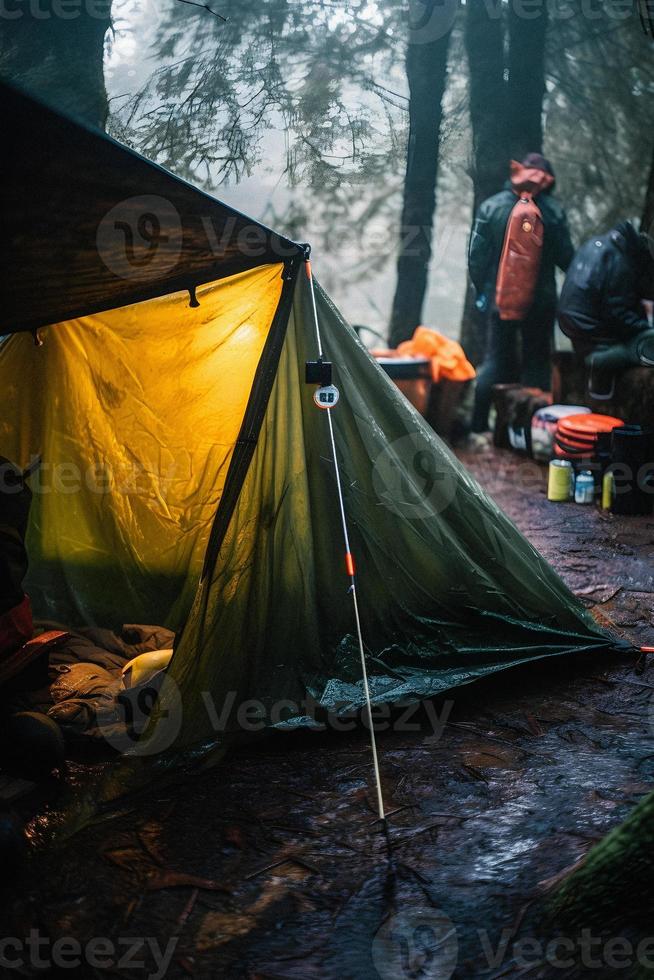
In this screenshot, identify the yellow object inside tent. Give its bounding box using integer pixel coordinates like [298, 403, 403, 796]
[0, 263, 284, 627]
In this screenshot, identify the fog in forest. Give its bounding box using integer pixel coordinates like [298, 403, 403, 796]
[98, 0, 652, 346]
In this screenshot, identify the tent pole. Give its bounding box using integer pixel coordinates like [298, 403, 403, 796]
[305, 259, 386, 823]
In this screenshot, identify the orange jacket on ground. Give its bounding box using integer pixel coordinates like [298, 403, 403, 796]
[382, 327, 476, 383]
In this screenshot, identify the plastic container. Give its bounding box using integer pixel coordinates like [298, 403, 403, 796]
[602, 471, 614, 510]
[574, 471, 595, 505]
[375, 356, 432, 416]
[531, 405, 590, 462]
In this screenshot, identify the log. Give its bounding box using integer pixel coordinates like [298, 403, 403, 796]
[545, 790, 654, 933]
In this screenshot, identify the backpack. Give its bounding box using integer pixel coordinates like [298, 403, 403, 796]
[495, 192, 545, 321]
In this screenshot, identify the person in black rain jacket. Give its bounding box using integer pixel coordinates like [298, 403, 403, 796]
[558, 220, 654, 398]
[468, 153, 574, 437]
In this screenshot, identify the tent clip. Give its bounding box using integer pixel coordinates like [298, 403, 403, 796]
[32, 329, 43, 348]
[305, 357, 332, 387]
[282, 252, 305, 281]
[188, 285, 200, 309]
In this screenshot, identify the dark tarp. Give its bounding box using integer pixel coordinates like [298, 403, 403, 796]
[0, 80, 302, 335]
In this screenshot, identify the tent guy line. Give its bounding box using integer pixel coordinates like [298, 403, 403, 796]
[305, 256, 386, 823]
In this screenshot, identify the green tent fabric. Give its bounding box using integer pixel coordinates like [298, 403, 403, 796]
[154, 271, 620, 750]
[0, 81, 625, 767]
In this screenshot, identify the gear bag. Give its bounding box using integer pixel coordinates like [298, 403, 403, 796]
[495, 191, 545, 321]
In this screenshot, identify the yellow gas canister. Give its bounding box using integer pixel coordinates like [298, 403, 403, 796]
[548, 459, 573, 502]
[602, 470, 615, 510]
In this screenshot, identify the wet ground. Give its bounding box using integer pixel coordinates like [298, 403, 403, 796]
[2, 448, 653, 980]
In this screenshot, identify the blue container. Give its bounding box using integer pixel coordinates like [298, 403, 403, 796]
[574, 470, 595, 505]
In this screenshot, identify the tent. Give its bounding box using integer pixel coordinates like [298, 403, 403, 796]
[0, 81, 623, 755]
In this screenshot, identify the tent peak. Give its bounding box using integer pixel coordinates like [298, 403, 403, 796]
[1, 79, 306, 333]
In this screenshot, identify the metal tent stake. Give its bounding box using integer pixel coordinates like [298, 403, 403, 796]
[305, 258, 386, 823]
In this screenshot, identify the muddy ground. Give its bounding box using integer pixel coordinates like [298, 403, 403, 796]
[2, 448, 653, 980]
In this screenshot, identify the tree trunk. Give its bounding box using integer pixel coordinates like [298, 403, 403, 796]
[459, 0, 508, 366]
[642, 142, 654, 235]
[465, 0, 508, 212]
[0, 1, 112, 129]
[506, 0, 548, 158]
[459, 0, 549, 366]
[388, 0, 453, 347]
